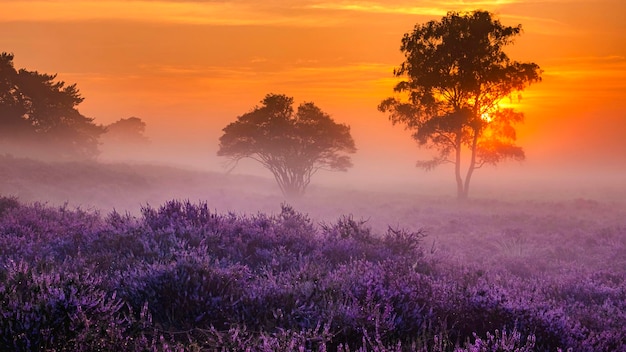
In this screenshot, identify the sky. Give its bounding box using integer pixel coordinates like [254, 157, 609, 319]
[1, 0, 625, 192]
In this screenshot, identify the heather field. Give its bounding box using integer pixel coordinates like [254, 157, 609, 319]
[1, 157, 625, 351]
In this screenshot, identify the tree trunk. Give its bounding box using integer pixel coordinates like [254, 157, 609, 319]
[454, 134, 465, 200]
[461, 131, 480, 200]
[272, 169, 306, 199]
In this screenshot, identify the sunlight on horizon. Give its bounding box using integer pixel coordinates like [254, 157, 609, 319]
[0, 0, 624, 178]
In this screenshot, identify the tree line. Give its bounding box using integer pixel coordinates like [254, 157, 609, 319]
[1, 11, 541, 199]
[0, 52, 149, 160]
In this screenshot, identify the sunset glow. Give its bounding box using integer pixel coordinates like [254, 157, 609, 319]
[3, 2, 626, 350]
[1, 0, 625, 183]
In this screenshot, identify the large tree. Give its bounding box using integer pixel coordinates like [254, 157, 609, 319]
[0, 52, 104, 160]
[379, 11, 542, 199]
[218, 93, 356, 198]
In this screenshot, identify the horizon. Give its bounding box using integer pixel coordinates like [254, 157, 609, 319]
[1, 0, 625, 195]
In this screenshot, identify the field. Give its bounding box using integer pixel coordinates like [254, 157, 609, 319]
[1, 155, 625, 351]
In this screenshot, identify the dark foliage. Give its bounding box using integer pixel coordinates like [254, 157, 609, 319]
[0, 195, 19, 216]
[218, 93, 356, 198]
[379, 11, 542, 199]
[0, 52, 104, 160]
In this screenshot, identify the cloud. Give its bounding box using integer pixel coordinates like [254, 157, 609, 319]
[545, 55, 626, 78]
[526, 55, 626, 106]
[0, 0, 339, 26]
[549, 55, 626, 64]
[306, 2, 447, 16]
[0, 0, 588, 36]
[136, 61, 394, 83]
[67, 60, 399, 104]
[305, 1, 579, 36]
[0, 0, 546, 25]
[304, 0, 558, 16]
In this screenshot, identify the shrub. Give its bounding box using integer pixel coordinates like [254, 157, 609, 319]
[0, 196, 19, 216]
[0, 199, 624, 351]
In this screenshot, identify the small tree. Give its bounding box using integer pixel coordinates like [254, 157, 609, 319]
[379, 11, 542, 199]
[103, 117, 149, 145]
[218, 93, 356, 198]
[0, 52, 105, 160]
[100, 117, 150, 160]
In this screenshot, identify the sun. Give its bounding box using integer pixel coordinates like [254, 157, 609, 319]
[481, 112, 493, 123]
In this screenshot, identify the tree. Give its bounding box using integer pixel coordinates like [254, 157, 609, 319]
[0, 52, 104, 160]
[100, 117, 150, 160]
[218, 93, 356, 198]
[379, 11, 542, 199]
[102, 117, 149, 145]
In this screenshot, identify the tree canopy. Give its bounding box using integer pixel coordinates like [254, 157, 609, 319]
[104, 117, 148, 142]
[379, 11, 542, 199]
[100, 117, 150, 160]
[0, 52, 104, 160]
[218, 93, 356, 198]
[102, 117, 149, 146]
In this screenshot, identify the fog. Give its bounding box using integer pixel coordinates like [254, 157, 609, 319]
[85, 105, 625, 207]
[3, 143, 626, 349]
[2, 4, 626, 348]
[2, 128, 624, 223]
[2, 144, 625, 290]
[79, 93, 614, 178]
[2, 54, 624, 352]
[5, 106, 624, 216]
[2, 62, 625, 351]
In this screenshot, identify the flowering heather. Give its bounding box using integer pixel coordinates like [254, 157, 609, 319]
[0, 197, 625, 351]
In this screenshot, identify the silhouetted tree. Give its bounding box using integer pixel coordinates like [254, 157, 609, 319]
[379, 11, 542, 199]
[218, 94, 356, 198]
[102, 117, 149, 145]
[0, 52, 104, 160]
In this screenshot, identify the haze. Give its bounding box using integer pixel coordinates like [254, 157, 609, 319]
[1, 0, 625, 202]
[3, 3, 626, 349]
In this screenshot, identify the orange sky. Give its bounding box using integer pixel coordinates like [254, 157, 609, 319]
[1, 0, 625, 189]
